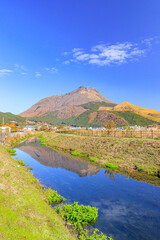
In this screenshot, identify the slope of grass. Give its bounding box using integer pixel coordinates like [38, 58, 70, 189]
[41, 132, 160, 186]
[0, 145, 75, 240]
[0, 112, 25, 124]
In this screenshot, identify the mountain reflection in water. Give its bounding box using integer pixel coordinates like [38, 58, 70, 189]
[18, 141, 100, 177]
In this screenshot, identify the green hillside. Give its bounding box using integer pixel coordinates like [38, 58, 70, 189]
[80, 101, 117, 110]
[0, 112, 25, 124]
[110, 111, 158, 126]
[31, 110, 93, 127]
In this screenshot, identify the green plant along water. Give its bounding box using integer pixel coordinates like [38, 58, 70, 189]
[44, 187, 65, 204]
[13, 141, 160, 240]
[7, 148, 16, 156]
[54, 202, 111, 239]
[55, 202, 98, 230]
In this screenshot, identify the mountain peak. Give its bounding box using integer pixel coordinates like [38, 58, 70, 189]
[19, 87, 114, 117]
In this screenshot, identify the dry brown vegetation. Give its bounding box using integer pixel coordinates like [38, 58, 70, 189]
[42, 132, 160, 185]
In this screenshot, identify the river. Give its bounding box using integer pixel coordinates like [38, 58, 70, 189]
[13, 139, 160, 240]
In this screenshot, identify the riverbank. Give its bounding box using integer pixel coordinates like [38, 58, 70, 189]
[0, 145, 75, 239]
[41, 132, 160, 186]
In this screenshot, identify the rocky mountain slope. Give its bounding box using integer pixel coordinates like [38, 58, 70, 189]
[20, 86, 114, 117]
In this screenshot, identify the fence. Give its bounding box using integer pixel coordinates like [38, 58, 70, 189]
[56, 129, 160, 139]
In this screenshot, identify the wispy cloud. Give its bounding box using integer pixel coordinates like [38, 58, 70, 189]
[14, 64, 26, 72]
[35, 72, 41, 77]
[66, 38, 154, 66]
[61, 51, 70, 56]
[21, 72, 27, 75]
[63, 60, 70, 65]
[0, 69, 13, 75]
[45, 67, 58, 74]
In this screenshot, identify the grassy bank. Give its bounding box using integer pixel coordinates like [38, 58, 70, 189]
[0, 145, 75, 240]
[41, 132, 160, 186]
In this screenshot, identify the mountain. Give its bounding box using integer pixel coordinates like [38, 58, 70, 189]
[30, 101, 158, 127]
[19, 86, 160, 127]
[19, 86, 115, 117]
[0, 112, 25, 124]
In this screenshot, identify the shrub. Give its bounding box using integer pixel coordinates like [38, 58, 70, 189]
[105, 162, 118, 170]
[44, 187, 65, 205]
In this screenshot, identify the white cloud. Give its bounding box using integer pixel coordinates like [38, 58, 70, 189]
[35, 72, 41, 77]
[68, 39, 154, 66]
[45, 67, 58, 74]
[0, 69, 13, 75]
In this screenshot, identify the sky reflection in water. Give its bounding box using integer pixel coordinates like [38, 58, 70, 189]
[14, 141, 160, 240]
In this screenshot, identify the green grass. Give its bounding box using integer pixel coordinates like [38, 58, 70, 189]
[0, 145, 75, 240]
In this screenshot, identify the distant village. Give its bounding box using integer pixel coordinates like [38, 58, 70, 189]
[0, 118, 159, 134]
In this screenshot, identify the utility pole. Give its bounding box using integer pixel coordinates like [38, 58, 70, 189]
[2, 117, 4, 127]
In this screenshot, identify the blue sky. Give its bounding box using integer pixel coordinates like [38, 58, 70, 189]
[0, 0, 160, 114]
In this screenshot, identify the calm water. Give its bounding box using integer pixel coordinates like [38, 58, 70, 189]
[14, 140, 160, 240]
